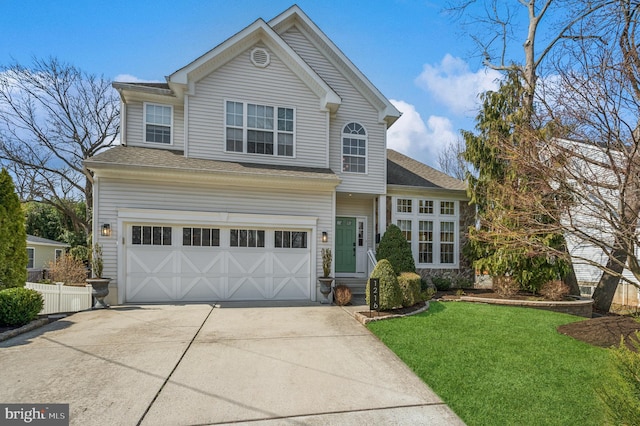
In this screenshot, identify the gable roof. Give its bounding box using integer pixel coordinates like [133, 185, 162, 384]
[27, 235, 69, 247]
[269, 5, 401, 127]
[85, 146, 340, 189]
[167, 17, 341, 113]
[387, 149, 467, 191]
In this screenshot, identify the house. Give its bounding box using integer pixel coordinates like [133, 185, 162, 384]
[85, 5, 469, 305]
[549, 138, 640, 308]
[26, 234, 69, 281]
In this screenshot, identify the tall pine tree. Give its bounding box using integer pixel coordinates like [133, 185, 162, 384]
[463, 72, 569, 293]
[0, 168, 27, 289]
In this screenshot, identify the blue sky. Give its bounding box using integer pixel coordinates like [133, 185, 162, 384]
[0, 0, 505, 168]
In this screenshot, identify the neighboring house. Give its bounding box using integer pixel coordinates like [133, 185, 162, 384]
[85, 5, 469, 305]
[26, 235, 69, 281]
[549, 138, 640, 308]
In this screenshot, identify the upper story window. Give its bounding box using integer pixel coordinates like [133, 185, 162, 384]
[27, 248, 34, 269]
[342, 122, 367, 173]
[225, 101, 294, 157]
[144, 103, 172, 144]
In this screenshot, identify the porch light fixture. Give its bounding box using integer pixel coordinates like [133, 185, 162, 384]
[322, 231, 328, 243]
[101, 224, 111, 237]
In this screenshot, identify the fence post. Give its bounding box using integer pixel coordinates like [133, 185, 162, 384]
[86, 284, 93, 309]
[56, 282, 63, 313]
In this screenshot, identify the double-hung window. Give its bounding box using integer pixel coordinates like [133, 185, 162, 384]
[225, 101, 294, 157]
[144, 103, 172, 144]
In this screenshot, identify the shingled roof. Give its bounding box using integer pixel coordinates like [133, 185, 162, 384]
[85, 145, 340, 182]
[387, 149, 466, 191]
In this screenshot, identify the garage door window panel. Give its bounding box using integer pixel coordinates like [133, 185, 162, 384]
[132, 225, 172, 245]
[183, 227, 220, 247]
[230, 229, 265, 248]
[275, 231, 307, 249]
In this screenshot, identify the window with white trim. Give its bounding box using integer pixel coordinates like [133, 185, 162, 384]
[225, 101, 294, 157]
[397, 198, 412, 213]
[27, 248, 34, 269]
[342, 122, 366, 173]
[183, 227, 220, 247]
[275, 231, 307, 249]
[230, 229, 265, 248]
[392, 197, 459, 267]
[144, 103, 172, 144]
[55, 249, 63, 261]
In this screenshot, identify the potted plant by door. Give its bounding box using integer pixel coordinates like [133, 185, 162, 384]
[318, 248, 334, 304]
[86, 243, 111, 309]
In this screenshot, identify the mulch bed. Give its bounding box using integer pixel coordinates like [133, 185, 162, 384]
[558, 316, 640, 351]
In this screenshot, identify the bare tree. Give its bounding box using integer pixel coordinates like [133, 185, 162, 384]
[0, 58, 119, 235]
[437, 137, 470, 180]
[471, 1, 640, 310]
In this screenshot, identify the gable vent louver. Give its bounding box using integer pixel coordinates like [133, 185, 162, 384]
[250, 48, 270, 68]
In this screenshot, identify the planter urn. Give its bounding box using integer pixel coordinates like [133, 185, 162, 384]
[86, 278, 111, 309]
[318, 277, 334, 304]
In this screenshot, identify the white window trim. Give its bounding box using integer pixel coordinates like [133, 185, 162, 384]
[143, 102, 174, 145]
[392, 197, 460, 268]
[224, 99, 296, 158]
[27, 247, 35, 269]
[341, 122, 368, 174]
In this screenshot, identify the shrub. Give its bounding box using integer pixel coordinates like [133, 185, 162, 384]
[599, 333, 640, 426]
[376, 224, 415, 275]
[432, 276, 451, 291]
[0, 287, 43, 326]
[420, 288, 436, 301]
[540, 280, 570, 301]
[333, 284, 352, 306]
[0, 168, 27, 290]
[493, 275, 519, 298]
[398, 272, 421, 307]
[366, 259, 402, 310]
[47, 254, 88, 285]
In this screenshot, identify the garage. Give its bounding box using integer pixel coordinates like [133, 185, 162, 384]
[124, 222, 312, 303]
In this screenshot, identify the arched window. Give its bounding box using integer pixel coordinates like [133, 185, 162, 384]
[342, 122, 367, 173]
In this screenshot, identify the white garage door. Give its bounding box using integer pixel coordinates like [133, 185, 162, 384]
[125, 224, 311, 302]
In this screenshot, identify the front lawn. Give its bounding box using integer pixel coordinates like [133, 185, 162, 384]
[368, 301, 613, 426]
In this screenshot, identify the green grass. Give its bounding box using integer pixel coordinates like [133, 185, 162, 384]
[368, 302, 613, 426]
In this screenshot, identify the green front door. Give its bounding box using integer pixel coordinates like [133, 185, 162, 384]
[335, 217, 356, 273]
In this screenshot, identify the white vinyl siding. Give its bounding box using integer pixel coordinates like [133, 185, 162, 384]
[280, 27, 387, 194]
[93, 176, 334, 302]
[187, 45, 327, 167]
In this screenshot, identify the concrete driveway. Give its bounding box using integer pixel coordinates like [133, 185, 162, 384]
[0, 303, 464, 425]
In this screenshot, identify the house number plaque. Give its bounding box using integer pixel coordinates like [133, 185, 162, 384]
[369, 278, 380, 311]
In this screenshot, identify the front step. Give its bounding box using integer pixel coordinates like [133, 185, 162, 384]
[334, 277, 367, 296]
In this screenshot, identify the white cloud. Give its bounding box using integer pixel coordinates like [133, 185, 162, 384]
[388, 100, 458, 167]
[415, 54, 501, 116]
[112, 74, 162, 83]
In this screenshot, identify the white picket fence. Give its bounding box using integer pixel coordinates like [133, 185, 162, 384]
[25, 282, 93, 315]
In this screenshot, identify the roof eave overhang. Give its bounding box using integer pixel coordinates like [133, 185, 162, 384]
[112, 82, 179, 104]
[387, 184, 469, 198]
[86, 160, 341, 191]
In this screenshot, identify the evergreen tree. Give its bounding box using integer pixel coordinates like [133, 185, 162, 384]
[462, 72, 568, 292]
[0, 168, 27, 289]
[377, 224, 415, 275]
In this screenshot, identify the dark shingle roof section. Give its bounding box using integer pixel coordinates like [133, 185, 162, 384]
[118, 82, 170, 89]
[85, 146, 339, 181]
[387, 149, 466, 191]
